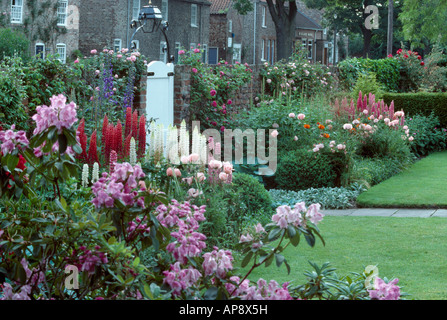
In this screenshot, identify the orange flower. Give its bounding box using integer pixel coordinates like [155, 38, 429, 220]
[304, 124, 310, 129]
[318, 124, 325, 130]
[323, 133, 330, 138]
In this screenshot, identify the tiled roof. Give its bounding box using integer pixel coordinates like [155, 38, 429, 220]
[296, 9, 323, 29]
[209, 0, 232, 14]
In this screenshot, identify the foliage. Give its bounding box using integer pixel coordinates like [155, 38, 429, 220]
[337, 57, 400, 92]
[260, 46, 336, 99]
[0, 28, 30, 60]
[0, 67, 28, 131]
[275, 148, 342, 191]
[405, 113, 447, 157]
[269, 183, 366, 210]
[231, 172, 273, 214]
[178, 46, 253, 131]
[382, 92, 447, 128]
[392, 48, 425, 92]
[351, 72, 384, 100]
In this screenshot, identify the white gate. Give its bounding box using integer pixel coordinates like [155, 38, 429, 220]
[146, 61, 175, 142]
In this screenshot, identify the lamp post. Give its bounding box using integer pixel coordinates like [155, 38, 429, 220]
[128, 0, 174, 63]
[333, 13, 337, 65]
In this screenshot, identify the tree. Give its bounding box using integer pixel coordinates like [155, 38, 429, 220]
[233, 0, 298, 61]
[399, 0, 447, 48]
[303, 0, 387, 58]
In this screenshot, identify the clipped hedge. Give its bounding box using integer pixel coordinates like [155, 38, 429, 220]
[382, 92, 447, 128]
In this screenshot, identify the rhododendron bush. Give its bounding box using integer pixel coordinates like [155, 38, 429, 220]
[0, 94, 404, 301]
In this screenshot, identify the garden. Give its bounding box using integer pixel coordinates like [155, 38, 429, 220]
[1, 41, 447, 302]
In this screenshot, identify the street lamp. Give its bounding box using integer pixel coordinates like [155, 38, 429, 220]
[129, 0, 174, 63]
[333, 13, 337, 65]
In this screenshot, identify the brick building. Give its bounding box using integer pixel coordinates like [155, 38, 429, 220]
[78, 0, 211, 64]
[2, 0, 81, 62]
[208, 0, 329, 65]
[208, 0, 276, 65]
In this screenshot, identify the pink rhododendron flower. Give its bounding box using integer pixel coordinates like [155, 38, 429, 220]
[210, 89, 217, 96]
[90, 49, 97, 54]
[368, 277, 401, 300]
[0, 125, 29, 155]
[297, 113, 305, 120]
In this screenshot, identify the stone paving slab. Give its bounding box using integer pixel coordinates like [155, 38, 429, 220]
[321, 209, 355, 216]
[351, 208, 398, 217]
[431, 209, 447, 217]
[392, 209, 436, 218]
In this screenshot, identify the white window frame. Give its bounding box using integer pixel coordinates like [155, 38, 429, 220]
[262, 6, 266, 28]
[35, 43, 45, 59]
[202, 44, 208, 64]
[11, 0, 23, 24]
[160, 41, 167, 63]
[161, 0, 168, 21]
[261, 39, 266, 61]
[56, 43, 67, 64]
[308, 39, 313, 59]
[131, 40, 139, 51]
[229, 20, 232, 33]
[191, 4, 198, 27]
[132, 0, 140, 21]
[233, 43, 241, 63]
[57, 0, 68, 27]
[114, 39, 122, 53]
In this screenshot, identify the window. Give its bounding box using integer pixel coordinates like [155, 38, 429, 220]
[174, 42, 181, 63]
[267, 40, 271, 62]
[161, 0, 168, 21]
[233, 43, 241, 63]
[262, 6, 266, 28]
[56, 43, 66, 64]
[308, 39, 313, 59]
[114, 39, 122, 53]
[57, 0, 68, 26]
[228, 20, 232, 33]
[191, 4, 198, 27]
[261, 39, 265, 61]
[201, 44, 207, 64]
[160, 41, 167, 63]
[131, 40, 139, 51]
[208, 47, 218, 65]
[270, 40, 275, 64]
[35, 43, 45, 59]
[132, 0, 140, 21]
[11, 0, 23, 24]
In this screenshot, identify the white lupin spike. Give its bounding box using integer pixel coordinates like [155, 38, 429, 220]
[167, 125, 179, 165]
[199, 134, 207, 165]
[130, 137, 137, 166]
[155, 123, 164, 156]
[92, 162, 99, 183]
[148, 121, 156, 158]
[179, 120, 189, 158]
[82, 164, 89, 188]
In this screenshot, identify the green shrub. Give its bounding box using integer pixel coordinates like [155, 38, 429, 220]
[0, 69, 28, 130]
[231, 172, 273, 213]
[351, 72, 384, 100]
[0, 28, 30, 60]
[405, 113, 447, 157]
[355, 122, 412, 162]
[382, 92, 447, 128]
[275, 148, 340, 191]
[338, 57, 400, 92]
[350, 156, 413, 187]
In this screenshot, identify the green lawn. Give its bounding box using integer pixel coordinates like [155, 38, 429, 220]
[356, 151, 447, 208]
[237, 216, 447, 300]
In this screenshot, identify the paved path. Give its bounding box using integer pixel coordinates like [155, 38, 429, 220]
[322, 208, 447, 218]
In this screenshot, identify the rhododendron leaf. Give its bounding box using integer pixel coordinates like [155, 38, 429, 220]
[204, 287, 218, 300]
[268, 227, 282, 241]
[287, 225, 296, 238]
[58, 134, 68, 154]
[305, 233, 316, 247]
[275, 253, 285, 267]
[290, 231, 300, 247]
[6, 154, 19, 173]
[72, 144, 82, 155]
[241, 250, 253, 268]
[263, 254, 274, 267]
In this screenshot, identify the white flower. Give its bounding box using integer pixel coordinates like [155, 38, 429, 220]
[82, 164, 89, 188]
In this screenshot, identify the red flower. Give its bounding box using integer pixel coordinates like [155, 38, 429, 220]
[417, 56, 422, 60]
[138, 115, 146, 159]
[404, 54, 408, 58]
[76, 118, 88, 162]
[131, 110, 139, 140]
[115, 120, 123, 159]
[421, 61, 425, 66]
[101, 115, 109, 160]
[124, 134, 132, 158]
[88, 130, 99, 165]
